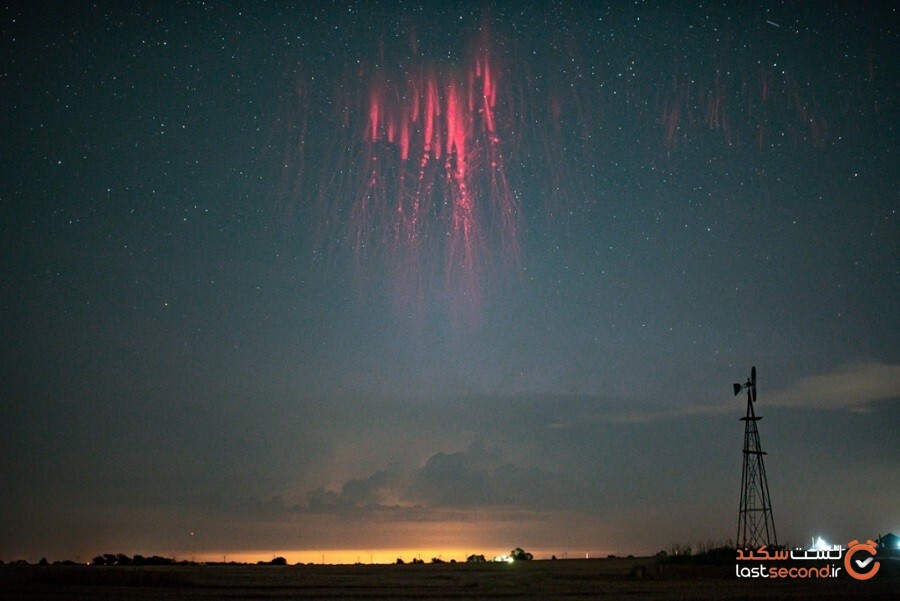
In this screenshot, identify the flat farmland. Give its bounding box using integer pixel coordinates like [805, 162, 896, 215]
[1, 557, 897, 599]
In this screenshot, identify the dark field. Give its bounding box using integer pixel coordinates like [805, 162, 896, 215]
[2, 558, 897, 600]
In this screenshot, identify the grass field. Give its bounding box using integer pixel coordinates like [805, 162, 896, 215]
[1, 557, 897, 599]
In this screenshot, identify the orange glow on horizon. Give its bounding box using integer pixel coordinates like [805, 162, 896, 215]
[183, 547, 604, 566]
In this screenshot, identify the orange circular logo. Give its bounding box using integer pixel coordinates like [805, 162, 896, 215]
[844, 539, 880, 581]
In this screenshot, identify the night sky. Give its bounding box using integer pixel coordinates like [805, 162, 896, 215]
[1, 1, 897, 563]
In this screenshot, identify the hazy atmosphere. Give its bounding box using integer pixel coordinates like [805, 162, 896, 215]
[1, 1, 897, 563]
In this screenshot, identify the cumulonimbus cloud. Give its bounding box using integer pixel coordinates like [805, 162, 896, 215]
[294, 444, 592, 516]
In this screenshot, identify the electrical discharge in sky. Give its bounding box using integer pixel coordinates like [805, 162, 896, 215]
[356, 34, 520, 317]
[276, 19, 881, 322]
[280, 30, 524, 322]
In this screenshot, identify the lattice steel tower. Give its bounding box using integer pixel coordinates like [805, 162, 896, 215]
[733, 366, 777, 549]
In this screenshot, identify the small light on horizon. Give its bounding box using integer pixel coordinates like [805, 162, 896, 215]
[811, 536, 830, 551]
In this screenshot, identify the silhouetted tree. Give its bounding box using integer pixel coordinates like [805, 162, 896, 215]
[511, 547, 533, 561]
[270, 556, 287, 565]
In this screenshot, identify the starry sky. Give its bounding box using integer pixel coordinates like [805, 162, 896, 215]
[1, 1, 898, 563]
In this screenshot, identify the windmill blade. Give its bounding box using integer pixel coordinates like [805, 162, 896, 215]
[751, 366, 757, 403]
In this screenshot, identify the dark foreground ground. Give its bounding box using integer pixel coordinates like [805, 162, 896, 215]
[2, 557, 897, 600]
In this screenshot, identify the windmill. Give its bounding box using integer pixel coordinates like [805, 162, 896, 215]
[733, 366, 778, 549]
